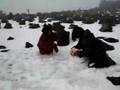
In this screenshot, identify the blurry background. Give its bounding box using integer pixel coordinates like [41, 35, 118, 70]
[0, 0, 100, 13]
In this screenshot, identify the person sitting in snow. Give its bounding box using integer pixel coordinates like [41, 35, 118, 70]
[71, 29, 116, 68]
[37, 24, 58, 54]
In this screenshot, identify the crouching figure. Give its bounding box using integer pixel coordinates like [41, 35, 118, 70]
[37, 24, 58, 54]
[71, 29, 116, 68]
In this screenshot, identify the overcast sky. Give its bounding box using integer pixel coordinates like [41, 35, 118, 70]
[0, 0, 101, 13]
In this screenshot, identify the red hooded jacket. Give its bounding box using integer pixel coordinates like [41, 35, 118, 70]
[37, 32, 57, 54]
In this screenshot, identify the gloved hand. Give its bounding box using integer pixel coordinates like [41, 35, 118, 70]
[70, 48, 80, 56]
[70, 48, 84, 57]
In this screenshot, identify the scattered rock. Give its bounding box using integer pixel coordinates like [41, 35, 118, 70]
[19, 19, 26, 25]
[82, 17, 97, 24]
[20, 26, 22, 28]
[4, 22, 13, 29]
[0, 49, 10, 52]
[39, 19, 46, 23]
[97, 36, 105, 39]
[68, 24, 77, 29]
[56, 31, 70, 46]
[97, 37, 119, 43]
[61, 18, 73, 23]
[103, 38, 119, 43]
[8, 64, 13, 67]
[1, 19, 8, 23]
[47, 18, 52, 22]
[29, 23, 40, 29]
[99, 24, 112, 32]
[0, 45, 6, 49]
[107, 76, 120, 85]
[25, 42, 33, 48]
[7, 36, 14, 40]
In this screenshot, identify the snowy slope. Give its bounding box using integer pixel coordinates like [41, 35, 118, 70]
[0, 19, 120, 90]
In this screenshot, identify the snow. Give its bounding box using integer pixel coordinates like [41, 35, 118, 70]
[0, 19, 120, 90]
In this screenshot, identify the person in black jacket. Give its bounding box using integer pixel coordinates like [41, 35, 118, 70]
[71, 29, 116, 68]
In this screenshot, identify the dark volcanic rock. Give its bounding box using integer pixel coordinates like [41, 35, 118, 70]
[4, 22, 13, 29]
[29, 23, 40, 29]
[103, 38, 119, 43]
[68, 24, 77, 29]
[25, 42, 33, 48]
[8, 64, 13, 66]
[97, 37, 119, 43]
[56, 31, 70, 46]
[97, 36, 106, 39]
[1, 49, 10, 52]
[52, 22, 65, 32]
[19, 19, 26, 25]
[107, 76, 120, 85]
[0, 45, 6, 49]
[1, 19, 8, 23]
[99, 24, 112, 32]
[7, 37, 14, 40]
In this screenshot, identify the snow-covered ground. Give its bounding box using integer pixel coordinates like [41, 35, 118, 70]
[0, 19, 120, 90]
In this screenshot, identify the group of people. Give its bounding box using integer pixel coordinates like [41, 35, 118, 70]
[37, 24, 116, 68]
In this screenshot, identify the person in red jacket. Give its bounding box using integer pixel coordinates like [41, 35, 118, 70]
[37, 24, 58, 54]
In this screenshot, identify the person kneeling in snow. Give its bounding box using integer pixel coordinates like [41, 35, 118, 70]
[71, 29, 116, 68]
[37, 24, 58, 54]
